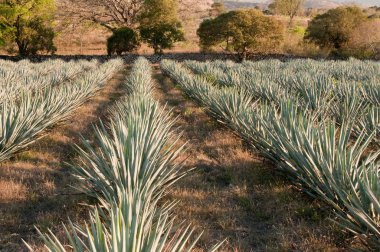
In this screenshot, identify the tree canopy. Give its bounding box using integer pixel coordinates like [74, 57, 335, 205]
[139, 0, 184, 54]
[0, 0, 56, 56]
[140, 22, 184, 54]
[107, 27, 140, 55]
[197, 9, 284, 60]
[140, 0, 179, 25]
[304, 6, 367, 51]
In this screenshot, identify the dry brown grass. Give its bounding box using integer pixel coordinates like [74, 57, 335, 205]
[0, 69, 127, 251]
[153, 67, 350, 251]
[52, 10, 203, 56]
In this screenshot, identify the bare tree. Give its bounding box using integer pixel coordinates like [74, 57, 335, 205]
[178, 0, 213, 17]
[58, 0, 145, 30]
[56, 0, 213, 49]
[175, 0, 212, 41]
[58, 0, 214, 30]
[349, 19, 380, 58]
[269, 0, 305, 26]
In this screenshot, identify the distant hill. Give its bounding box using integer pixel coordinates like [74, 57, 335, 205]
[304, 0, 341, 9]
[219, 0, 360, 10]
[222, 1, 265, 10]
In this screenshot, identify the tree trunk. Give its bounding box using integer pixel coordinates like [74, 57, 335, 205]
[238, 46, 248, 62]
[238, 50, 247, 62]
[288, 13, 296, 28]
[15, 17, 29, 57]
[153, 45, 163, 55]
[17, 43, 29, 56]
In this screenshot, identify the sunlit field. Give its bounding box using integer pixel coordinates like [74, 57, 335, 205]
[1, 57, 380, 251]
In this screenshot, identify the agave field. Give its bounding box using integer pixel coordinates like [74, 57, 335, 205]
[0, 58, 124, 163]
[0, 57, 223, 251]
[1, 56, 380, 251]
[161, 58, 380, 250]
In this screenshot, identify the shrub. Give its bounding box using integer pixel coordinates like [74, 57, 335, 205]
[140, 21, 184, 54]
[107, 27, 140, 56]
[197, 9, 284, 61]
[304, 6, 366, 54]
[290, 25, 306, 36]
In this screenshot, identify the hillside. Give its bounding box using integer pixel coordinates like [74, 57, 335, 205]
[304, 0, 340, 9]
[222, 1, 264, 10]
[220, 0, 367, 10]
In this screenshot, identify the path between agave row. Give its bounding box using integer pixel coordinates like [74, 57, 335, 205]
[0, 68, 128, 251]
[152, 67, 348, 251]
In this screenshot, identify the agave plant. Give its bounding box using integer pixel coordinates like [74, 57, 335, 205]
[73, 95, 186, 205]
[30, 191, 222, 252]
[184, 58, 380, 114]
[361, 82, 380, 106]
[125, 57, 154, 97]
[161, 59, 380, 249]
[353, 106, 380, 143]
[0, 59, 124, 162]
[30, 58, 223, 252]
[0, 59, 99, 103]
[334, 161, 380, 249]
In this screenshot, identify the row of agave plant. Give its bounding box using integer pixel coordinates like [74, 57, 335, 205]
[0, 59, 99, 102]
[161, 59, 380, 250]
[28, 57, 223, 251]
[187, 58, 379, 85]
[0, 59, 124, 162]
[183, 59, 380, 105]
[184, 59, 380, 144]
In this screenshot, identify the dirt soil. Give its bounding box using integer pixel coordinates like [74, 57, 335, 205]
[153, 66, 350, 252]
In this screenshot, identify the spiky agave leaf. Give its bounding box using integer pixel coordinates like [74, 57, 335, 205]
[31, 189, 223, 252]
[0, 59, 100, 103]
[0, 59, 123, 162]
[161, 59, 380, 249]
[29, 57, 224, 252]
[73, 95, 186, 205]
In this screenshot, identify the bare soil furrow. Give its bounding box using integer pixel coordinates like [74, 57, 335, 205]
[153, 67, 348, 252]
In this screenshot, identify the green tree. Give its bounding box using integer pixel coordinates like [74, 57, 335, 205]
[197, 9, 284, 61]
[139, 0, 184, 54]
[140, 22, 184, 54]
[304, 6, 366, 53]
[0, 0, 56, 56]
[107, 27, 140, 55]
[140, 0, 178, 25]
[0, 6, 13, 46]
[269, 0, 305, 27]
